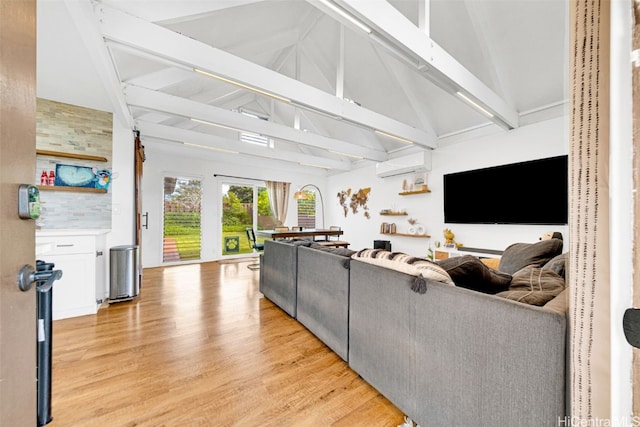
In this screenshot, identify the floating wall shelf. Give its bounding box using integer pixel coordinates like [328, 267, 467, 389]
[36, 149, 108, 163]
[380, 232, 431, 238]
[37, 186, 107, 194]
[398, 188, 430, 196]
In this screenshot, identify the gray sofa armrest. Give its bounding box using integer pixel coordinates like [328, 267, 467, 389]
[349, 260, 418, 417]
[260, 240, 298, 317]
[413, 279, 566, 426]
[348, 259, 566, 427]
[296, 246, 351, 361]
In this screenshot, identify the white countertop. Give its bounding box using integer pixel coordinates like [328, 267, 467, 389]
[36, 229, 111, 237]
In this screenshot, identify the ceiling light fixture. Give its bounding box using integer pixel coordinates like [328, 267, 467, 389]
[182, 142, 239, 154]
[456, 92, 495, 118]
[316, 0, 372, 34]
[374, 129, 414, 144]
[194, 68, 291, 103]
[328, 150, 364, 160]
[190, 117, 244, 133]
[299, 162, 332, 170]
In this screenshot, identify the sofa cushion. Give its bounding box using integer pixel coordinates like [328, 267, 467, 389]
[352, 249, 454, 293]
[480, 258, 500, 269]
[543, 288, 568, 315]
[290, 239, 314, 246]
[541, 252, 568, 279]
[496, 265, 565, 306]
[437, 255, 512, 294]
[308, 243, 356, 258]
[498, 238, 563, 275]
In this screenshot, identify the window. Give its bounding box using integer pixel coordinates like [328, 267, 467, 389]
[296, 190, 317, 228]
[163, 177, 201, 262]
[239, 110, 271, 147]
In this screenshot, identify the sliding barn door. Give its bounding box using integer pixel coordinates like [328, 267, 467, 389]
[134, 132, 145, 283]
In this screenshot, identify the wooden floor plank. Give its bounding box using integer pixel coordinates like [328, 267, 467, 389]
[48, 260, 404, 426]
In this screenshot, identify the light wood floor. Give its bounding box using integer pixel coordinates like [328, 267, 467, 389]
[49, 259, 405, 426]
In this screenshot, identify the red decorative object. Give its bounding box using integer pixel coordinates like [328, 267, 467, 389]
[48, 170, 55, 186]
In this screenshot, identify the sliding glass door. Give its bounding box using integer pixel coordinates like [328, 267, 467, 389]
[221, 181, 275, 256]
[163, 176, 202, 263]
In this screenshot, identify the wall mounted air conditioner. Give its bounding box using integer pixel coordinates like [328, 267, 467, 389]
[375, 151, 432, 178]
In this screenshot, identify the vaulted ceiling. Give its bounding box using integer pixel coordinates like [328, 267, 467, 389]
[37, 0, 568, 174]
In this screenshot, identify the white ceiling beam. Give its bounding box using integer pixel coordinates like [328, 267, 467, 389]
[371, 46, 436, 132]
[194, 90, 255, 109]
[336, 26, 345, 98]
[136, 121, 351, 171]
[100, 0, 265, 24]
[461, 0, 512, 107]
[95, 3, 437, 148]
[418, 0, 429, 36]
[124, 67, 194, 91]
[64, 0, 133, 128]
[222, 28, 299, 60]
[298, 44, 335, 94]
[335, 0, 519, 129]
[124, 84, 388, 162]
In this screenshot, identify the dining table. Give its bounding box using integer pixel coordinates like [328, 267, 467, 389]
[256, 228, 343, 240]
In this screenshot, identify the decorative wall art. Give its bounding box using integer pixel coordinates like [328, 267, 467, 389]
[54, 164, 96, 188]
[337, 187, 371, 219]
[53, 164, 113, 190]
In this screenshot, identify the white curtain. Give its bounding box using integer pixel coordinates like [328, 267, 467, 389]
[569, 0, 611, 420]
[265, 181, 290, 226]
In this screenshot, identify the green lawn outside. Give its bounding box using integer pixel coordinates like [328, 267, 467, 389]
[164, 212, 269, 258]
[221, 230, 266, 256]
[172, 234, 201, 260]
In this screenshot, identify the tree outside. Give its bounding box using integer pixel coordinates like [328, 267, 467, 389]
[222, 185, 275, 255]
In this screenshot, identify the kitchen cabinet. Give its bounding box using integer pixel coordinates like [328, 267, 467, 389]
[36, 230, 109, 320]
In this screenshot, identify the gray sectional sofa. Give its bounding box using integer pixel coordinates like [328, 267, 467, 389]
[259, 239, 301, 317]
[259, 238, 567, 426]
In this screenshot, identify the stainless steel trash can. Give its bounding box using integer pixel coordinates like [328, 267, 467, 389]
[109, 245, 140, 302]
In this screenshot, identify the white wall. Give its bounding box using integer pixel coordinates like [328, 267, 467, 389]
[99, 121, 136, 301]
[327, 116, 569, 255]
[140, 115, 569, 267]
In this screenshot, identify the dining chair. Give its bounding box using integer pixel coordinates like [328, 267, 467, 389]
[274, 226, 290, 241]
[245, 227, 264, 270]
[316, 226, 350, 248]
[327, 225, 341, 241]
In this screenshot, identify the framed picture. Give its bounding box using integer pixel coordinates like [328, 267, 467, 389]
[54, 164, 95, 188]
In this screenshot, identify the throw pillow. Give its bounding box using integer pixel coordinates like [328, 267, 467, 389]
[541, 252, 568, 279]
[496, 265, 565, 306]
[498, 238, 563, 275]
[437, 255, 511, 294]
[480, 258, 500, 269]
[352, 249, 454, 293]
[543, 288, 568, 315]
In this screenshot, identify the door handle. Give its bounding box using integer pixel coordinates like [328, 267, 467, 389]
[142, 212, 149, 229]
[624, 308, 640, 348]
[17, 264, 62, 292]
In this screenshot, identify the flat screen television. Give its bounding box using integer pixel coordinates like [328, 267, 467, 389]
[443, 155, 568, 225]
